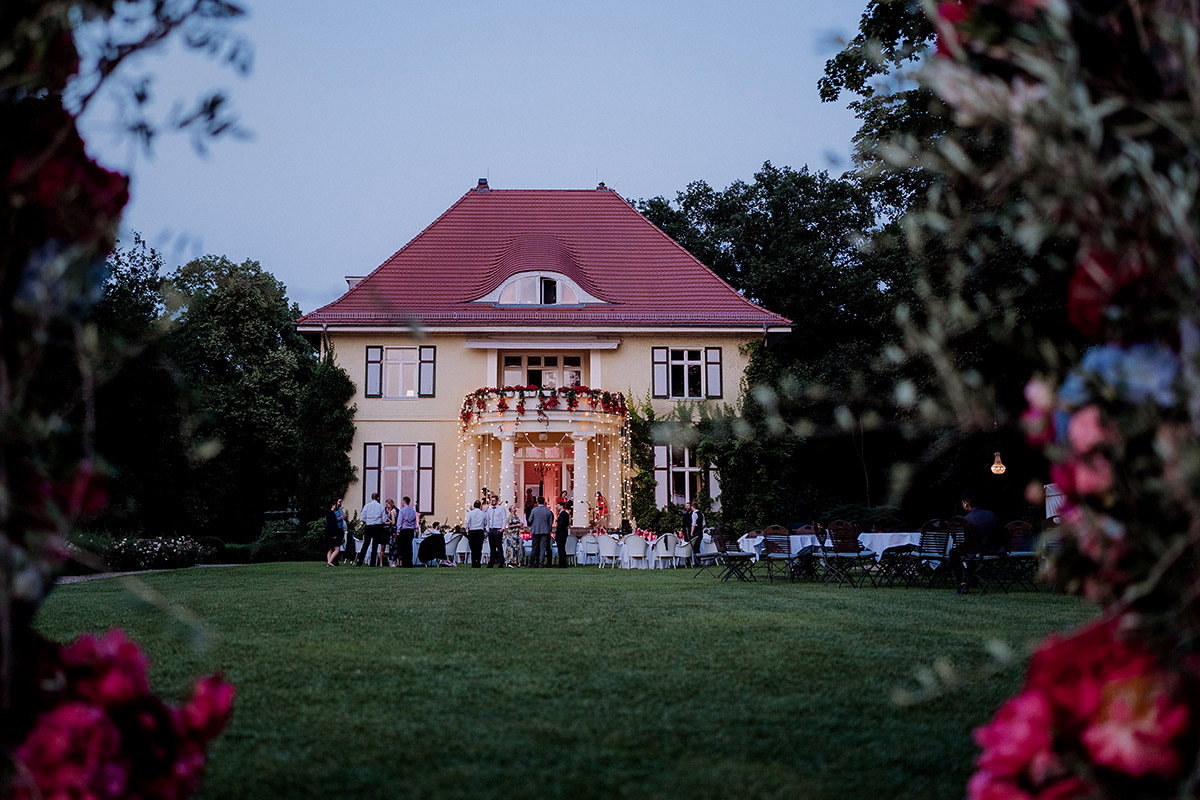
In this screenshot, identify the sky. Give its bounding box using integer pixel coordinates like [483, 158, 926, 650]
[80, 1, 867, 315]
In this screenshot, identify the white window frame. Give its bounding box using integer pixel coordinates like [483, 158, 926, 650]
[363, 442, 435, 514]
[653, 347, 722, 399]
[365, 345, 435, 398]
[653, 445, 709, 507]
[501, 353, 583, 388]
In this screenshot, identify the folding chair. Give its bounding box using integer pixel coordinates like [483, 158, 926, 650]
[889, 519, 951, 588]
[693, 533, 721, 578]
[760, 525, 797, 582]
[821, 520, 877, 587]
[714, 527, 756, 582]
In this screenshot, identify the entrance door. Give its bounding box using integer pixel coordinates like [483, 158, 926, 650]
[520, 460, 563, 518]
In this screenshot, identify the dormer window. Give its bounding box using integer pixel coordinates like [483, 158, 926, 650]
[475, 271, 603, 307]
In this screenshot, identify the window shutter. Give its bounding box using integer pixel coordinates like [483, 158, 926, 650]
[709, 463, 722, 512]
[417, 443, 435, 515]
[418, 346, 436, 397]
[705, 348, 723, 399]
[363, 443, 381, 505]
[365, 347, 382, 397]
[653, 445, 668, 508]
[651, 347, 668, 398]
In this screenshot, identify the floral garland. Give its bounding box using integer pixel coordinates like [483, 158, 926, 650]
[460, 385, 628, 430]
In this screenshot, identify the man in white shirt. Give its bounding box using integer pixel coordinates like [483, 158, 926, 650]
[485, 494, 508, 568]
[465, 500, 488, 568]
[359, 492, 386, 566]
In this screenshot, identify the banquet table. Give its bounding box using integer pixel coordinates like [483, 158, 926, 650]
[618, 536, 677, 569]
[788, 532, 921, 561]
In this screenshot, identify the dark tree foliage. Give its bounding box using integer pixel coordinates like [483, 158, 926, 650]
[819, 1, 947, 217]
[88, 236, 192, 534]
[295, 343, 357, 524]
[639, 163, 919, 525]
[818, 0, 933, 103]
[164, 255, 316, 541]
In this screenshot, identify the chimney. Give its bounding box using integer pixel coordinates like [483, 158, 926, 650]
[345, 276, 365, 290]
[596, 181, 607, 191]
[476, 177, 489, 191]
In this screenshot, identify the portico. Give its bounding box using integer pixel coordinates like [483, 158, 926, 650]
[459, 388, 628, 528]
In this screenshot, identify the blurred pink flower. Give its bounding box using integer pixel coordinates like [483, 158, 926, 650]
[1067, 405, 1118, 455]
[61, 629, 151, 708]
[975, 690, 1055, 778]
[182, 673, 236, 743]
[1080, 673, 1189, 777]
[967, 770, 1034, 800]
[13, 701, 128, 800]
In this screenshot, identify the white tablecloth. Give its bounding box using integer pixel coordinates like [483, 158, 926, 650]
[786, 532, 921, 561]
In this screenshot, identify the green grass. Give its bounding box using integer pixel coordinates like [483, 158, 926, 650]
[34, 564, 1097, 800]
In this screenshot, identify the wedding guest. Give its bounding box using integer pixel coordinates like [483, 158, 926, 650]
[359, 492, 386, 566]
[528, 496, 554, 568]
[486, 494, 507, 568]
[555, 499, 571, 568]
[335, 498, 351, 562]
[396, 496, 418, 568]
[594, 491, 609, 526]
[324, 499, 342, 566]
[465, 500, 487, 568]
[951, 490, 1005, 594]
[384, 498, 398, 567]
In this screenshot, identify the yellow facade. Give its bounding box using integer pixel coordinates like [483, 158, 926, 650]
[325, 329, 758, 527]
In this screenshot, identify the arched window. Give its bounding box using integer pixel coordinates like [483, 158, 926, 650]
[478, 273, 597, 306]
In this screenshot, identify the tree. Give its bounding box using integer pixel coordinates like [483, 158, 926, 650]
[88, 235, 192, 534]
[164, 255, 316, 540]
[639, 163, 913, 519]
[819, 0, 943, 217]
[295, 342, 357, 524]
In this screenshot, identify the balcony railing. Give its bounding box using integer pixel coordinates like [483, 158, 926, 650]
[460, 385, 628, 430]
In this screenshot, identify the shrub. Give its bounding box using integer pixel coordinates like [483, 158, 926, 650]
[250, 522, 323, 563]
[224, 543, 253, 564]
[64, 531, 115, 575]
[105, 536, 204, 571]
[198, 536, 225, 563]
[820, 504, 904, 532]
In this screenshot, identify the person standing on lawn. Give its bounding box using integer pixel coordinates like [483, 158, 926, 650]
[486, 494, 507, 568]
[384, 498, 398, 567]
[324, 499, 342, 566]
[528, 495, 554, 568]
[396, 496, 418, 567]
[554, 499, 571, 568]
[335, 498, 351, 562]
[359, 492, 386, 566]
[465, 500, 487, 568]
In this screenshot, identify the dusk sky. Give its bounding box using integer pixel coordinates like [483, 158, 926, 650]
[81, 2, 867, 314]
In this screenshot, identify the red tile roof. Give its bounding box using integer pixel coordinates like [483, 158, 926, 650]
[297, 184, 791, 329]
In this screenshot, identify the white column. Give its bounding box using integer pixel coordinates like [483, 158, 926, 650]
[464, 436, 479, 512]
[607, 432, 621, 527]
[499, 433, 516, 514]
[572, 433, 593, 528]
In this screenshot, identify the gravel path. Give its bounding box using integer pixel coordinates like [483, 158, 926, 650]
[56, 564, 247, 584]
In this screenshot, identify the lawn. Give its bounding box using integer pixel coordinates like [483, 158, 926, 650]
[34, 564, 1097, 800]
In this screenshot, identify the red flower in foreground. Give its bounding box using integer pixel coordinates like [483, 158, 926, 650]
[61, 629, 151, 708]
[13, 702, 127, 800]
[971, 616, 1191, 794]
[1067, 249, 1144, 338]
[182, 674, 236, 743]
[1080, 673, 1189, 777]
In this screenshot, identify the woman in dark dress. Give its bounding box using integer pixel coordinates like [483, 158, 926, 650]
[324, 499, 342, 566]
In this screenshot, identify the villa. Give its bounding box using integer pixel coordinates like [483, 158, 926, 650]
[296, 179, 791, 527]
